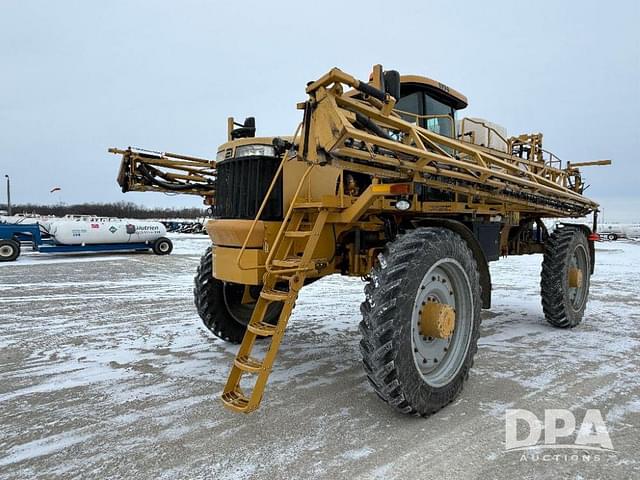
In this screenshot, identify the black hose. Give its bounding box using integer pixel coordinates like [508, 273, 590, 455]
[138, 164, 213, 192]
[355, 112, 394, 141]
[356, 81, 387, 102]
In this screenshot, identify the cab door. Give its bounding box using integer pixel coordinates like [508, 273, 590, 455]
[394, 86, 456, 138]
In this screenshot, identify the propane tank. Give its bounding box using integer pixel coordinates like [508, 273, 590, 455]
[48, 220, 167, 245]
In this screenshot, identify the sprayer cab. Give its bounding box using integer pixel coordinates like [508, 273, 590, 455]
[351, 66, 468, 139]
[393, 75, 467, 138]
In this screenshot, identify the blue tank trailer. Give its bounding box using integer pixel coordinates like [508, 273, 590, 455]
[0, 223, 173, 262]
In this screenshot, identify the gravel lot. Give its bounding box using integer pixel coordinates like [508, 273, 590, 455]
[1, 235, 638, 479]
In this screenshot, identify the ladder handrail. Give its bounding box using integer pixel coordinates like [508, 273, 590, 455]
[264, 164, 316, 274]
[222, 206, 330, 413]
[235, 123, 303, 271]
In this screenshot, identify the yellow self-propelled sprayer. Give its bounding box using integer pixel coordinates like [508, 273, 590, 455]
[110, 65, 610, 416]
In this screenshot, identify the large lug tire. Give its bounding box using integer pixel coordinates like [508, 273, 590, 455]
[153, 237, 173, 255]
[541, 226, 591, 328]
[359, 227, 482, 416]
[0, 239, 20, 262]
[193, 246, 282, 343]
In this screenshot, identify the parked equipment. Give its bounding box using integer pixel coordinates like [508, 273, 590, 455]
[161, 221, 205, 234]
[599, 223, 640, 240]
[111, 65, 610, 416]
[0, 221, 173, 262]
[48, 219, 167, 245]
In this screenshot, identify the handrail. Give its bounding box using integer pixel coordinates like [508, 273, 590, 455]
[393, 109, 455, 137]
[235, 123, 302, 271]
[264, 163, 316, 274]
[541, 148, 564, 169]
[458, 117, 510, 150]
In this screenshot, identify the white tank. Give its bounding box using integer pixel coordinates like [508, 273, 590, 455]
[600, 223, 640, 239]
[457, 117, 508, 152]
[48, 220, 166, 245]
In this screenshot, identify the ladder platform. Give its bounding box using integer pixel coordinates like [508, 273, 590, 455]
[293, 201, 325, 209]
[273, 273, 294, 281]
[271, 258, 302, 268]
[259, 288, 290, 302]
[235, 354, 264, 373]
[221, 390, 250, 412]
[284, 231, 312, 238]
[247, 320, 278, 336]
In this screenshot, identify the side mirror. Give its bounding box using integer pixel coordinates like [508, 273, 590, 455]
[383, 70, 401, 101]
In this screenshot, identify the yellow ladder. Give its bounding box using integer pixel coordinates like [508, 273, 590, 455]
[221, 205, 330, 413]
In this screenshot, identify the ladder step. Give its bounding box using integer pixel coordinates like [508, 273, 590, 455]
[293, 201, 324, 209]
[247, 321, 278, 336]
[273, 273, 294, 281]
[221, 390, 250, 412]
[260, 288, 290, 302]
[221, 208, 330, 414]
[235, 355, 264, 373]
[271, 259, 301, 268]
[284, 231, 312, 238]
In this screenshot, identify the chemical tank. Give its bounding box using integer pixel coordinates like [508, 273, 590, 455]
[48, 220, 167, 245]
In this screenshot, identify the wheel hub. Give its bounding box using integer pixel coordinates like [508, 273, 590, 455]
[419, 301, 455, 339]
[0, 246, 13, 257]
[568, 266, 583, 288]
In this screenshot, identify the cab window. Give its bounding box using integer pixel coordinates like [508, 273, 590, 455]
[424, 94, 455, 138]
[395, 92, 421, 125]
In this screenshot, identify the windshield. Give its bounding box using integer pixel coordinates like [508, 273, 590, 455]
[394, 89, 456, 137]
[395, 92, 421, 125]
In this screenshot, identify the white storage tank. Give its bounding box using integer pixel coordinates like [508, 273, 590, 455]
[457, 117, 508, 153]
[48, 220, 167, 245]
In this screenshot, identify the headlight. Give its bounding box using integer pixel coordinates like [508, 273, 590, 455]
[216, 150, 227, 162]
[235, 144, 276, 158]
[395, 198, 412, 211]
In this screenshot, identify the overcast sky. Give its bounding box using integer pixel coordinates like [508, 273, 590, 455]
[1, 0, 638, 221]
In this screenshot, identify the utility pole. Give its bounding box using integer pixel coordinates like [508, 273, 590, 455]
[4, 175, 11, 216]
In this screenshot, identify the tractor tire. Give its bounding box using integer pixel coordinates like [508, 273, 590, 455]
[193, 246, 282, 343]
[153, 237, 173, 255]
[541, 227, 591, 328]
[0, 239, 20, 262]
[359, 227, 481, 416]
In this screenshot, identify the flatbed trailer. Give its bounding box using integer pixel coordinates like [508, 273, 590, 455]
[0, 223, 172, 262]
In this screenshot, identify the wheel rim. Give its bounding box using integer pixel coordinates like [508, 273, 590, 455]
[568, 244, 589, 310]
[0, 245, 14, 258]
[158, 241, 169, 253]
[411, 258, 473, 387]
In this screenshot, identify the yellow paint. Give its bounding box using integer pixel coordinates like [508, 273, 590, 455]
[215, 246, 265, 285]
[568, 267, 583, 288]
[420, 302, 456, 339]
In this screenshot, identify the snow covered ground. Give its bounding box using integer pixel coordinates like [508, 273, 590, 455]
[0, 236, 638, 479]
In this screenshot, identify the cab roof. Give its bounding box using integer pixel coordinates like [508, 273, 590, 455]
[345, 73, 468, 110]
[399, 75, 468, 110]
